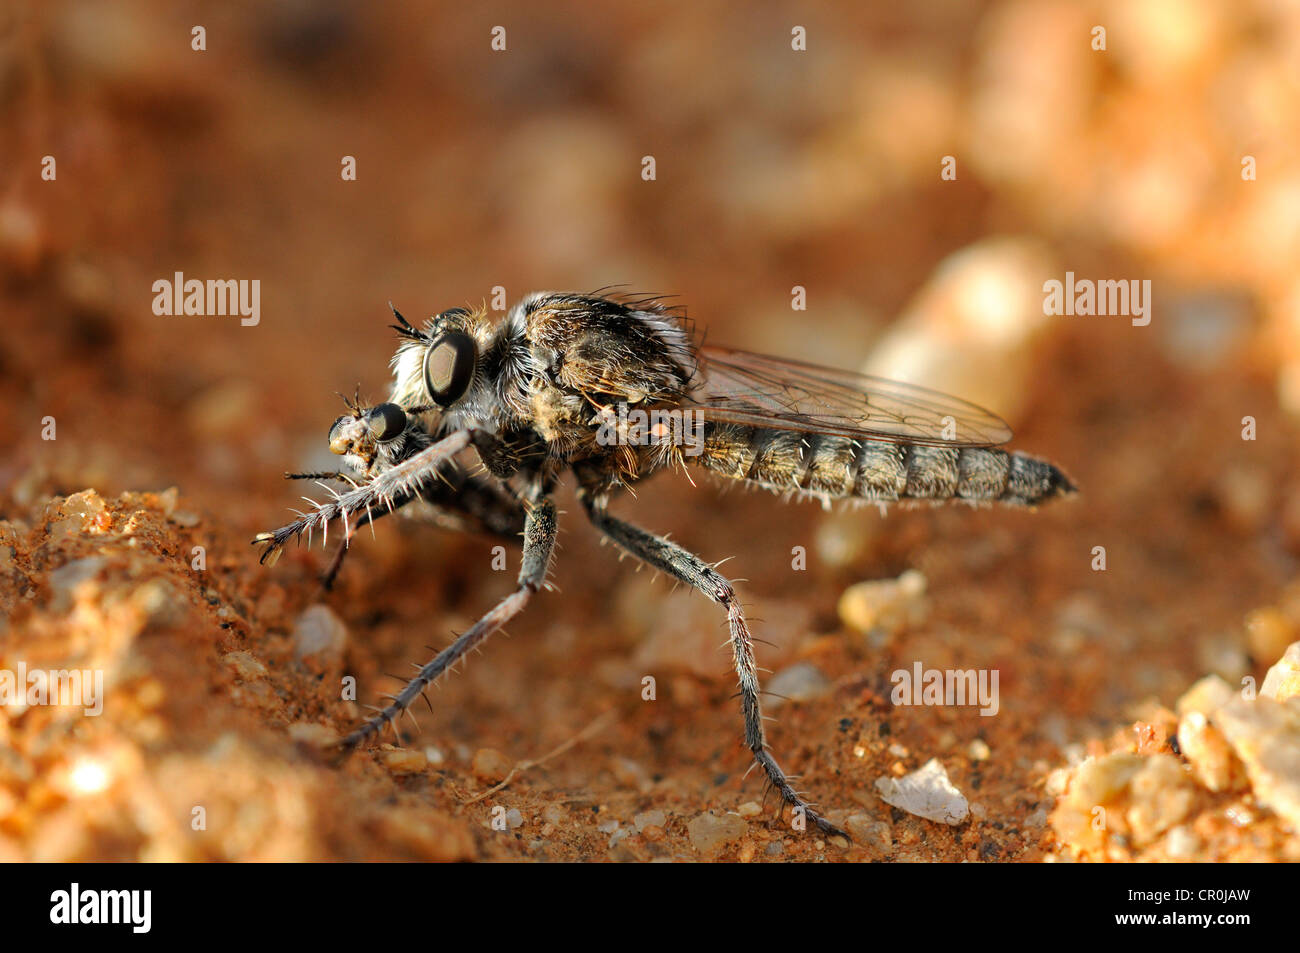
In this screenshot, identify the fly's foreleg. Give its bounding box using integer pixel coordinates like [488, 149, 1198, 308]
[582, 499, 846, 839]
[253, 429, 472, 564]
[341, 496, 557, 749]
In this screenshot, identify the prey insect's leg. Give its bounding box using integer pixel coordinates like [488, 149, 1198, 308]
[341, 496, 557, 749]
[253, 429, 472, 564]
[583, 500, 846, 839]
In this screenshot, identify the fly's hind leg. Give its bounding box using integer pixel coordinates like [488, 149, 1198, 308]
[341, 496, 557, 749]
[582, 498, 846, 839]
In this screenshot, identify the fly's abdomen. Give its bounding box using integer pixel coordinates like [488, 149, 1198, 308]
[693, 423, 1073, 506]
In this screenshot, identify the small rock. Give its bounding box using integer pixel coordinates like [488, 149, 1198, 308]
[736, 801, 762, 817]
[471, 748, 513, 785]
[838, 569, 927, 636]
[844, 814, 892, 852]
[1176, 674, 1236, 717]
[1125, 755, 1196, 846]
[292, 605, 348, 664]
[633, 809, 666, 833]
[1261, 641, 1300, 702]
[222, 651, 268, 680]
[1247, 610, 1296, 669]
[505, 808, 524, 830]
[287, 722, 338, 748]
[764, 662, 831, 709]
[380, 747, 428, 776]
[1177, 711, 1246, 792]
[168, 510, 202, 528]
[968, 739, 991, 761]
[1164, 825, 1201, 860]
[1212, 695, 1300, 829]
[542, 804, 568, 826]
[874, 758, 969, 825]
[687, 812, 747, 853]
[1072, 753, 1146, 807]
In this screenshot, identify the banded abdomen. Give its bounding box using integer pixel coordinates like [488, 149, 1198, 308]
[691, 422, 1074, 506]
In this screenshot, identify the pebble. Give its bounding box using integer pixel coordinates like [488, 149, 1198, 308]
[1124, 755, 1196, 846]
[633, 809, 666, 833]
[838, 570, 927, 636]
[504, 808, 524, 830]
[1163, 825, 1201, 860]
[292, 605, 348, 665]
[1177, 711, 1245, 792]
[764, 662, 831, 709]
[380, 747, 428, 776]
[686, 812, 747, 853]
[736, 801, 761, 817]
[1261, 641, 1300, 702]
[1175, 674, 1236, 717]
[222, 651, 268, 680]
[1246, 612, 1296, 670]
[873, 758, 969, 825]
[1211, 695, 1300, 830]
[471, 748, 513, 785]
[844, 814, 892, 852]
[1066, 753, 1145, 806]
[287, 722, 338, 748]
[968, 739, 991, 761]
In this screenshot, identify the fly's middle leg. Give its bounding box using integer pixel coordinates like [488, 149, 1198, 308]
[582, 499, 847, 840]
[341, 495, 557, 749]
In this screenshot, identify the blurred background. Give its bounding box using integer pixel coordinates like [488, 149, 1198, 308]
[3, 0, 1300, 861]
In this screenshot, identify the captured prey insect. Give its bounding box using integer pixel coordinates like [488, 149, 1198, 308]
[256, 292, 1075, 839]
[260, 390, 525, 590]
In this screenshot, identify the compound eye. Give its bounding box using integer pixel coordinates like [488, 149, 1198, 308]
[366, 403, 407, 442]
[423, 331, 476, 406]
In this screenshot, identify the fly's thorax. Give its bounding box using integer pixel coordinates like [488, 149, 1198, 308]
[518, 292, 697, 408]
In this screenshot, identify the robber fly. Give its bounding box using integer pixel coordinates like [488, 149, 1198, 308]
[257, 292, 1075, 839]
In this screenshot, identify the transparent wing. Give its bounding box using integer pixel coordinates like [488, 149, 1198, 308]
[673, 346, 1013, 448]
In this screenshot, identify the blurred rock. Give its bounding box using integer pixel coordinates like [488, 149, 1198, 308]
[1212, 695, 1300, 829]
[838, 569, 927, 637]
[765, 661, 831, 709]
[860, 238, 1057, 425]
[1260, 641, 1300, 702]
[292, 605, 347, 665]
[471, 748, 512, 785]
[686, 812, 747, 854]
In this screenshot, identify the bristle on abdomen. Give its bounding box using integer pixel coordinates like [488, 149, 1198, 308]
[692, 423, 1075, 507]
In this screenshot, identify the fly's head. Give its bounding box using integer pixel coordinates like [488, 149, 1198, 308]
[388, 304, 488, 416]
[327, 392, 425, 477]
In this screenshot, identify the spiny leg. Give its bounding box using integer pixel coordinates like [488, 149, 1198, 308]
[341, 496, 557, 749]
[253, 429, 472, 564]
[583, 499, 846, 839]
[317, 471, 529, 591]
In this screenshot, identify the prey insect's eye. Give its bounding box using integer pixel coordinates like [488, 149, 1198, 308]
[365, 403, 407, 443]
[423, 331, 476, 407]
[327, 415, 352, 455]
